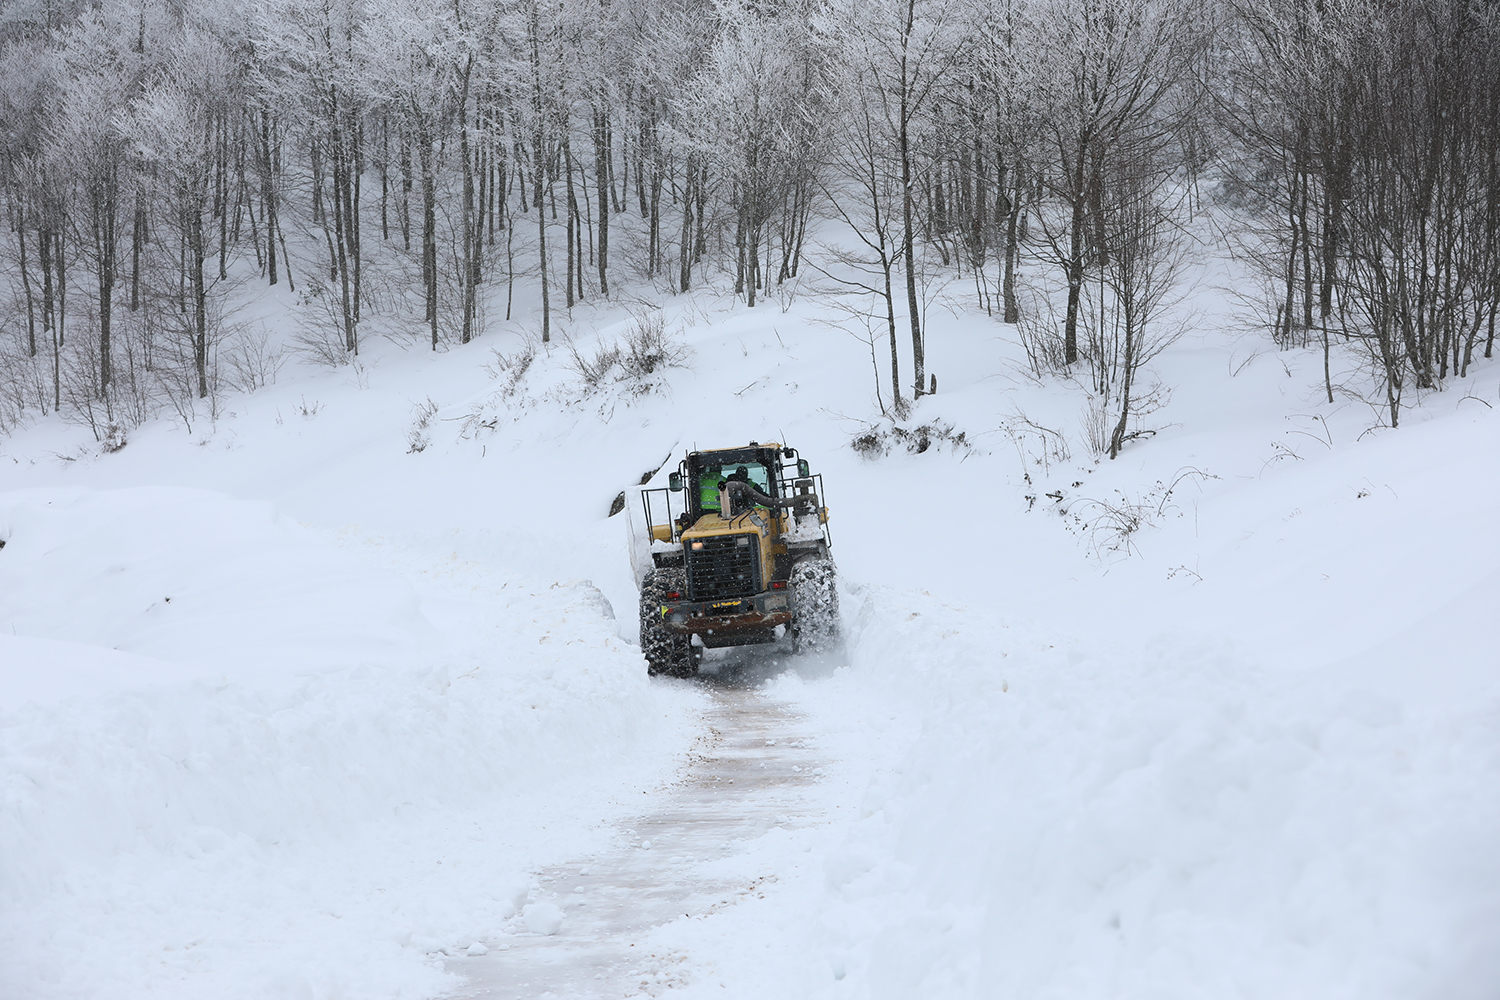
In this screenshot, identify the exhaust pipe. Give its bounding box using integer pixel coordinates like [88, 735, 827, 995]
[720, 479, 816, 518]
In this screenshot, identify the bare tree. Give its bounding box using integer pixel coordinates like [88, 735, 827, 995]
[1091, 161, 1190, 458]
[823, 56, 910, 415]
[845, 0, 963, 398]
[1028, 0, 1203, 366]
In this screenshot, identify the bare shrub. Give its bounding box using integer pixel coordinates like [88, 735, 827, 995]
[406, 397, 439, 453]
[1015, 293, 1070, 376]
[620, 309, 689, 378]
[462, 339, 538, 438]
[1060, 491, 1153, 558]
[0, 336, 35, 434]
[1001, 413, 1071, 484]
[851, 419, 971, 459]
[224, 326, 285, 392]
[1083, 382, 1169, 457]
[484, 339, 537, 400]
[58, 330, 114, 440]
[53, 306, 172, 441]
[1044, 467, 1218, 560]
[563, 337, 623, 389]
[291, 323, 352, 369]
[1081, 393, 1112, 457]
[850, 429, 884, 458]
[564, 310, 689, 397]
[290, 286, 356, 368]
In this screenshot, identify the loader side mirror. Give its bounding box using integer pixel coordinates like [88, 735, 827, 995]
[797, 459, 810, 478]
[669, 472, 682, 492]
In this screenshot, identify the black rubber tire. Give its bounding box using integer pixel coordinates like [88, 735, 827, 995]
[789, 555, 840, 654]
[639, 568, 697, 677]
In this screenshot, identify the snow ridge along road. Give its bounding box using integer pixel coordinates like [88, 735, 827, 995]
[447, 658, 828, 999]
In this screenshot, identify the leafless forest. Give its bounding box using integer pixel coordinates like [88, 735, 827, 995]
[0, 0, 1496, 444]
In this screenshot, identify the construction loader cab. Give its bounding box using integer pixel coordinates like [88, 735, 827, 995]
[637, 441, 838, 677]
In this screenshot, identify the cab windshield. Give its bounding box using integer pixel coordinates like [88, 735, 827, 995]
[696, 462, 772, 511]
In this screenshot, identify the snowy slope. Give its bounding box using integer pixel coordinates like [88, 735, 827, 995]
[0, 483, 704, 998]
[2, 261, 1498, 999]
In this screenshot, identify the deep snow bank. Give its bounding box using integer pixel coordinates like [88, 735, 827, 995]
[0, 486, 702, 1000]
[754, 380, 1500, 999]
[0, 486, 432, 690]
[797, 587, 1500, 1000]
[627, 353, 1500, 998]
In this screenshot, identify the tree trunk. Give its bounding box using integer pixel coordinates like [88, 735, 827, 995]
[1003, 171, 1021, 324]
[421, 133, 437, 349]
[380, 115, 390, 242]
[56, 227, 66, 350]
[593, 108, 610, 296]
[649, 154, 662, 278]
[331, 139, 356, 354]
[1063, 151, 1087, 365]
[127, 196, 142, 309]
[530, 12, 550, 342]
[260, 114, 280, 286]
[563, 133, 577, 310]
[899, 17, 924, 398]
[44, 224, 58, 411]
[678, 154, 697, 292]
[884, 255, 903, 414]
[188, 204, 208, 399]
[1063, 218, 1085, 364]
[16, 207, 37, 357]
[1108, 298, 1136, 459]
[460, 65, 478, 344]
[349, 121, 363, 330]
[216, 119, 229, 281]
[400, 138, 413, 250]
[40, 226, 54, 354]
[95, 170, 117, 393]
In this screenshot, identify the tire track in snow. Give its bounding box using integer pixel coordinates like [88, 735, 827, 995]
[445, 659, 829, 998]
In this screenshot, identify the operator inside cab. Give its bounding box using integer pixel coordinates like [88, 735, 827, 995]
[697, 462, 769, 513]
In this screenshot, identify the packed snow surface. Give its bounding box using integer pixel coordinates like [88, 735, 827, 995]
[2, 281, 1497, 999]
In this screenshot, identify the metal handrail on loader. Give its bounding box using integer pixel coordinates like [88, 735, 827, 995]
[640, 472, 830, 549]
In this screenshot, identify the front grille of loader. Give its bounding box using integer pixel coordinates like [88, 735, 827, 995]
[685, 535, 761, 601]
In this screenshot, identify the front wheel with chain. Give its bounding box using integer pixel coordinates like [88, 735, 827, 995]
[639, 568, 698, 677]
[789, 555, 841, 655]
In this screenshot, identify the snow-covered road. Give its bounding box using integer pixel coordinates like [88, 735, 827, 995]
[448, 664, 828, 998]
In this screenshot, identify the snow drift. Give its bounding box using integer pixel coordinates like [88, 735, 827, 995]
[0, 486, 701, 999]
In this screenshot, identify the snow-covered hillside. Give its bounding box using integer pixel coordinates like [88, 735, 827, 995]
[2, 275, 1497, 999]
